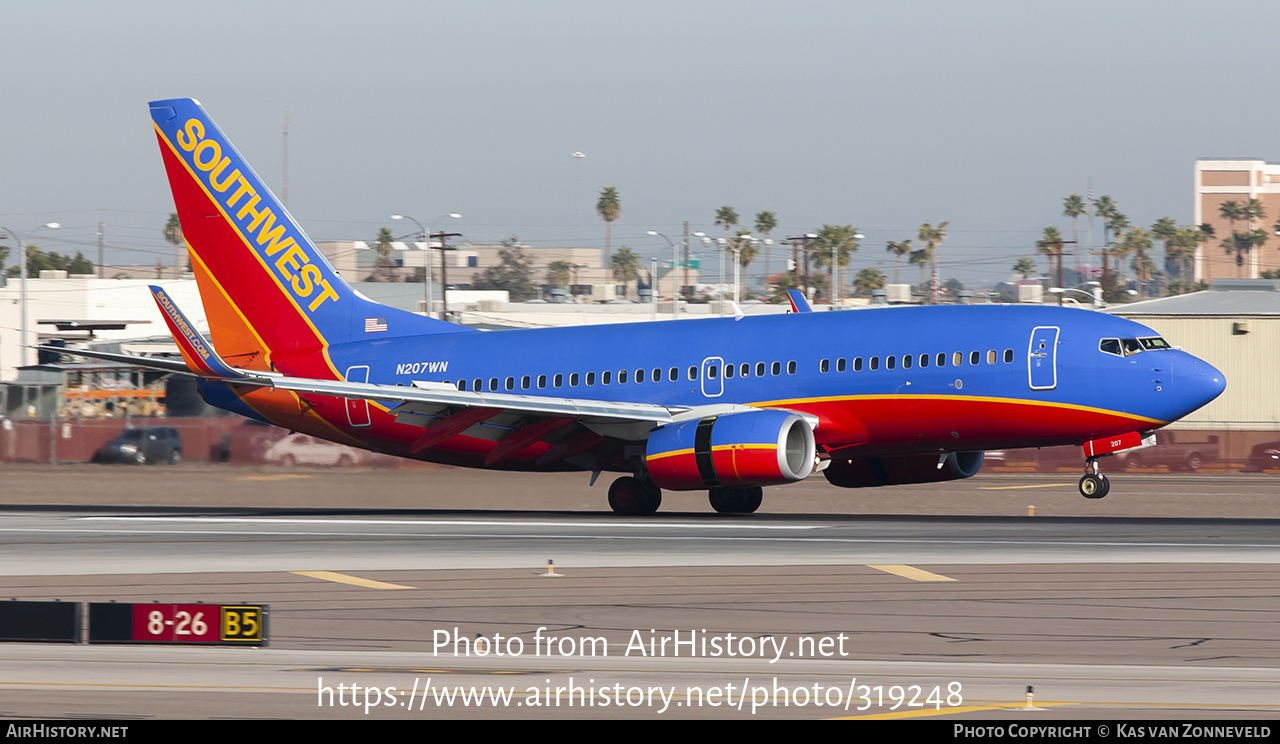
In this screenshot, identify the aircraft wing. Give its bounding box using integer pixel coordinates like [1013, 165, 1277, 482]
[40, 286, 683, 432]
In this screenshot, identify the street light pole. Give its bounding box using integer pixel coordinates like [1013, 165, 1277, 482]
[430, 230, 463, 321]
[392, 213, 460, 316]
[1, 222, 59, 367]
[646, 230, 680, 319]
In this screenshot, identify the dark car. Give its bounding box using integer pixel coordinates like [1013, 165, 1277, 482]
[92, 427, 183, 465]
[1246, 441, 1280, 472]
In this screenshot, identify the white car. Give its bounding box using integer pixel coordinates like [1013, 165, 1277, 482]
[264, 433, 363, 467]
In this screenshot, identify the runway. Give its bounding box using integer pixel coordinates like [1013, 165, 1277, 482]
[0, 468, 1277, 719]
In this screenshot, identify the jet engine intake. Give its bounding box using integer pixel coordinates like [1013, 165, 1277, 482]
[645, 410, 816, 491]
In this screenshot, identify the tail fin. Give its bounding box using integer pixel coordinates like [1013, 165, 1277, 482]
[149, 98, 467, 380]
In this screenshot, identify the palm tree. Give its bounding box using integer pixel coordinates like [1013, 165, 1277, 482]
[610, 246, 640, 298]
[1012, 257, 1037, 279]
[596, 187, 621, 270]
[1151, 217, 1178, 289]
[885, 239, 912, 284]
[714, 206, 739, 238]
[754, 210, 777, 277]
[917, 221, 948, 302]
[546, 260, 572, 288]
[1063, 193, 1086, 275]
[1120, 227, 1154, 298]
[909, 249, 929, 290]
[1035, 226, 1065, 291]
[733, 230, 760, 272]
[812, 224, 860, 299]
[1094, 195, 1119, 295]
[853, 267, 886, 297]
[371, 227, 399, 282]
[164, 213, 185, 274]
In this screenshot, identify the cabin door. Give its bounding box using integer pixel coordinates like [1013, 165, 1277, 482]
[1027, 326, 1060, 391]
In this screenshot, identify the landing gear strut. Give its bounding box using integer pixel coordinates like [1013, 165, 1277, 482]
[1078, 458, 1110, 499]
[708, 486, 763, 514]
[608, 476, 662, 516]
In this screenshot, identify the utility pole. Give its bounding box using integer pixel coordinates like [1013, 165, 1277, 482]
[430, 231, 462, 321]
[97, 222, 104, 278]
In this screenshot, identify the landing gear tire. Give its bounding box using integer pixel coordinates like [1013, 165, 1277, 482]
[1079, 473, 1110, 499]
[608, 476, 661, 516]
[709, 486, 763, 514]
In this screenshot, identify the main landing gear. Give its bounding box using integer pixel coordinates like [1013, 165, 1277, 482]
[1078, 458, 1110, 499]
[608, 476, 662, 516]
[709, 486, 763, 514]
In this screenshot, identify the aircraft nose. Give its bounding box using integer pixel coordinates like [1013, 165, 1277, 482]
[1175, 355, 1226, 414]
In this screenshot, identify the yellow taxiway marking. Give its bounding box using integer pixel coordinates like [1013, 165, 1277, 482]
[236, 474, 313, 482]
[838, 703, 1073, 720]
[867, 565, 957, 582]
[292, 571, 414, 589]
[979, 483, 1071, 490]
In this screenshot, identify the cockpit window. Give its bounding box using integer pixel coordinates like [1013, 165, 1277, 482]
[1100, 336, 1172, 357]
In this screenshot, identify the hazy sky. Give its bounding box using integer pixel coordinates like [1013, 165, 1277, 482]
[3, 0, 1278, 288]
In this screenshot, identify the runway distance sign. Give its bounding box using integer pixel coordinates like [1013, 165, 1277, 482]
[88, 603, 269, 645]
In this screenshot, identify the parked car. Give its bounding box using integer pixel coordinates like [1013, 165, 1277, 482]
[1245, 440, 1280, 472]
[92, 426, 183, 465]
[1113, 431, 1218, 471]
[264, 433, 362, 467]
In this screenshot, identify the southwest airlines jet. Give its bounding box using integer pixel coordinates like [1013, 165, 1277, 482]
[53, 99, 1227, 514]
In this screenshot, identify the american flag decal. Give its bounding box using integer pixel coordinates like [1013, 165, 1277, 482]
[364, 317, 388, 333]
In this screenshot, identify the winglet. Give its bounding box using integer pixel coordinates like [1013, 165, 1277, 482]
[149, 286, 245, 379]
[786, 290, 812, 313]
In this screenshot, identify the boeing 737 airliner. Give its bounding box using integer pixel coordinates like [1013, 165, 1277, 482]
[49, 99, 1227, 514]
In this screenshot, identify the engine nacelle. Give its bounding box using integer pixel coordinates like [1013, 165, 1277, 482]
[824, 451, 985, 489]
[645, 410, 816, 491]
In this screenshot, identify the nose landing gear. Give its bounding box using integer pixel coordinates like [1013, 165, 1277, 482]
[1078, 458, 1110, 499]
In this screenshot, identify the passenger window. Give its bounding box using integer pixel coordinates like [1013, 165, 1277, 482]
[919, 354, 929, 368]
[820, 359, 830, 373]
[725, 364, 735, 379]
[870, 357, 879, 371]
[937, 352, 946, 367]
[886, 355, 896, 370]
[755, 362, 766, 377]
[987, 350, 996, 364]
[619, 370, 629, 384]
[671, 367, 679, 381]
[1003, 349, 1014, 363]
[771, 361, 781, 376]
[505, 376, 515, 390]
[787, 361, 797, 374]
[836, 358, 846, 372]
[969, 351, 980, 365]
[688, 366, 698, 380]
[603, 371, 612, 385]
[705, 366, 715, 380]
[636, 368, 646, 383]
[553, 374, 563, 388]
[953, 351, 963, 366]
[652, 368, 661, 382]
[457, 380, 467, 391]
[521, 376, 531, 389]
[537, 375, 547, 389]
[902, 354, 912, 369]
[586, 372, 595, 386]
[853, 357, 863, 371]
[488, 378, 498, 391]
[473, 378, 482, 391]
[739, 363, 748, 377]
